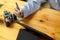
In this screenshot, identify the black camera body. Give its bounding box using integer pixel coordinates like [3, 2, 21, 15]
[4, 11, 17, 27]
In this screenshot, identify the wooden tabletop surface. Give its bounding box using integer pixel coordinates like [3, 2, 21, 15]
[0, 0, 60, 40]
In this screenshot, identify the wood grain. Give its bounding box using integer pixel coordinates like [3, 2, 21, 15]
[0, 1, 60, 40]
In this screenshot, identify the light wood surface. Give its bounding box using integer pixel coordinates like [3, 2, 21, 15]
[0, 0, 60, 40]
[22, 8, 60, 40]
[0, 1, 26, 40]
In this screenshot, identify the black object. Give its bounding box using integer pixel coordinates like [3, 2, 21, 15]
[4, 2, 24, 27]
[16, 21, 54, 40]
[17, 29, 38, 40]
[16, 2, 20, 10]
[16, 2, 24, 18]
[21, 0, 27, 2]
[4, 11, 17, 27]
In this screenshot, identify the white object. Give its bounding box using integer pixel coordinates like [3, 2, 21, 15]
[19, 0, 41, 20]
[49, 0, 60, 10]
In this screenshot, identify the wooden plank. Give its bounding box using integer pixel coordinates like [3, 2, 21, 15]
[0, 1, 60, 40]
[0, 0, 22, 4]
[0, 1, 26, 40]
[22, 8, 60, 40]
[0, 36, 7, 40]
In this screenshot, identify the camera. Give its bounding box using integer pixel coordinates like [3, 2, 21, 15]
[4, 10, 17, 27]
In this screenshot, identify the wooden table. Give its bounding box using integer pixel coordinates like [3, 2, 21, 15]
[0, 1, 60, 40]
